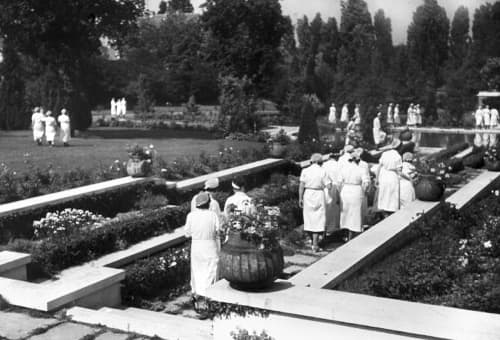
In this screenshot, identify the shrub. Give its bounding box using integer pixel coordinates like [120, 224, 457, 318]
[33, 209, 107, 239]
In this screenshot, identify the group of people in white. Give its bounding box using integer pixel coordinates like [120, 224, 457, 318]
[110, 97, 127, 117]
[299, 141, 415, 251]
[31, 107, 71, 147]
[474, 104, 499, 129]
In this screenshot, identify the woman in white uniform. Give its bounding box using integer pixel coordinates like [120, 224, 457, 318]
[339, 152, 370, 241]
[386, 103, 394, 125]
[483, 105, 491, 129]
[31, 107, 45, 145]
[224, 177, 256, 217]
[57, 108, 71, 147]
[376, 139, 403, 216]
[328, 103, 336, 124]
[44, 111, 57, 146]
[322, 154, 340, 235]
[354, 148, 371, 224]
[185, 192, 220, 302]
[373, 111, 386, 146]
[299, 153, 331, 252]
[394, 104, 401, 125]
[474, 105, 483, 129]
[399, 152, 416, 208]
[340, 103, 349, 130]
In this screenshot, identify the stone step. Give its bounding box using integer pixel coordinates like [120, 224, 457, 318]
[67, 306, 212, 340]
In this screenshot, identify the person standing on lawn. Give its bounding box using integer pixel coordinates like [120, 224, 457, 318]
[338, 150, 370, 241]
[224, 177, 256, 217]
[31, 107, 45, 146]
[191, 178, 222, 222]
[299, 153, 332, 252]
[376, 139, 403, 217]
[58, 108, 71, 147]
[44, 110, 58, 147]
[110, 98, 117, 116]
[185, 192, 220, 301]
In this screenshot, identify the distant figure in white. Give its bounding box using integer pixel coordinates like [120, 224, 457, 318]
[393, 104, 401, 125]
[58, 108, 71, 147]
[490, 106, 499, 128]
[373, 111, 386, 147]
[415, 104, 422, 126]
[31, 107, 45, 146]
[386, 103, 394, 126]
[44, 110, 57, 147]
[118, 97, 127, 116]
[328, 103, 336, 124]
[340, 103, 349, 130]
[406, 103, 416, 126]
[474, 105, 483, 129]
[353, 104, 361, 124]
[483, 105, 491, 129]
[110, 98, 117, 116]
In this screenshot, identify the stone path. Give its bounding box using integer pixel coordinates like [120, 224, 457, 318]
[0, 309, 151, 340]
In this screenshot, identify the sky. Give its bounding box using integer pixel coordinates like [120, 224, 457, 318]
[146, 0, 493, 44]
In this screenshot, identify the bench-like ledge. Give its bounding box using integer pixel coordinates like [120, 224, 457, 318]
[0, 251, 31, 281]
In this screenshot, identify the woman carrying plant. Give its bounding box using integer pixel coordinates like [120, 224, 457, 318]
[376, 139, 403, 217]
[185, 192, 220, 304]
[224, 177, 256, 217]
[338, 150, 370, 241]
[399, 152, 417, 209]
[299, 153, 332, 252]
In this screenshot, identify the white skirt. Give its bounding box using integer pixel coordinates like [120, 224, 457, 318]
[33, 126, 44, 140]
[340, 184, 363, 232]
[324, 186, 340, 232]
[377, 168, 400, 212]
[400, 179, 415, 209]
[303, 189, 326, 233]
[190, 239, 219, 295]
[60, 125, 71, 142]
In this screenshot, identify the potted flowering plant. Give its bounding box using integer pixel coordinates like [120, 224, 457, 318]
[484, 145, 500, 171]
[413, 159, 450, 201]
[126, 143, 155, 177]
[269, 129, 291, 157]
[219, 204, 284, 290]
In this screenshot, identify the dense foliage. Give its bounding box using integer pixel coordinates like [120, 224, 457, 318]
[338, 190, 500, 314]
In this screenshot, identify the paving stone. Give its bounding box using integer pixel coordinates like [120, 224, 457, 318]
[0, 311, 58, 340]
[95, 332, 130, 340]
[284, 254, 318, 266]
[283, 265, 303, 276]
[27, 322, 97, 340]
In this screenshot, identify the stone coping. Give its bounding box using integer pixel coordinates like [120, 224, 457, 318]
[0, 176, 150, 218]
[290, 170, 500, 289]
[0, 251, 31, 273]
[205, 280, 500, 340]
[175, 158, 288, 191]
[392, 126, 500, 134]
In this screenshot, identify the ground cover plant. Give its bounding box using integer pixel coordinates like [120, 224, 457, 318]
[338, 189, 500, 314]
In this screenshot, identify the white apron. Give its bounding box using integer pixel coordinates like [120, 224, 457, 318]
[191, 240, 219, 295]
[378, 168, 400, 212]
[340, 184, 363, 232]
[303, 189, 326, 232]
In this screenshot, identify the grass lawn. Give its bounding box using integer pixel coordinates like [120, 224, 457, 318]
[0, 129, 262, 172]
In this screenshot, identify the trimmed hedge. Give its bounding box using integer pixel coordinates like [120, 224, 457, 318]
[7, 203, 191, 277]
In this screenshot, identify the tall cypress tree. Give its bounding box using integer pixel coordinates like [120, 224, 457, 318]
[449, 6, 470, 70]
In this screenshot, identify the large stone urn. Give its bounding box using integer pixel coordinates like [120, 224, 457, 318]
[219, 232, 284, 290]
[415, 176, 445, 202]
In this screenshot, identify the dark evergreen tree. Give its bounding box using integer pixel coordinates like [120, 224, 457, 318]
[373, 9, 393, 72]
[449, 6, 470, 69]
[298, 97, 320, 144]
[158, 0, 167, 14]
[168, 0, 194, 13]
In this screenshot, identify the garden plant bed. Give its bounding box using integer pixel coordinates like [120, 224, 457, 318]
[337, 180, 500, 314]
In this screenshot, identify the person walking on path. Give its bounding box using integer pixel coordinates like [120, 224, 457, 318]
[376, 139, 403, 217]
[191, 178, 222, 222]
[31, 107, 45, 146]
[399, 152, 417, 209]
[185, 192, 220, 301]
[338, 150, 369, 241]
[57, 108, 71, 147]
[299, 153, 332, 252]
[44, 111, 58, 147]
[393, 104, 401, 125]
[322, 154, 340, 236]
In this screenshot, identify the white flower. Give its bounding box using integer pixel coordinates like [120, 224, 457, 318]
[495, 190, 500, 197]
[484, 241, 492, 249]
[149, 144, 154, 149]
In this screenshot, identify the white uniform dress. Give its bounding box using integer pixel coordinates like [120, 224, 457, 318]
[475, 109, 483, 127]
[400, 162, 416, 208]
[328, 106, 336, 124]
[415, 107, 422, 125]
[31, 112, 45, 141]
[377, 150, 402, 212]
[490, 108, 499, 128]
[224, 191, 255, 216]
[340, 105, 349, 123]
[373, 117, 386, 145]
[483, 108, 491, 127]
[339, 161, 368, 232]
[394, 107, 400, 125]
[44, 116, 57, 143]
[300, 164, 331, 233]
[358, 160, 371, 223]
[57, 114, 71, 143]
[387, 107, 393, 124]
[322, 159, 340, 232]
[185, 210, 220, 295]
[407, 107, 415, 126]
[110, 99, 117, 116]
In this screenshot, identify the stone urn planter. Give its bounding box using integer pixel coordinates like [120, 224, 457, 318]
[219, 232, 284, 290]
[463, 153, 485, 169]
[415, 176, 445, 202]
[126, 159, 151, 177]
[269, 142, 287, 158]
[485, 158, 500, 171]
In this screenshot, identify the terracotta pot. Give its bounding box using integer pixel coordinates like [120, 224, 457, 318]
[485, 158, 500, 171]
[219, 232, 284, 290]
[269, 142, 286, 157]
[126, 159, 150, 177]
[415, 176, 445, 202]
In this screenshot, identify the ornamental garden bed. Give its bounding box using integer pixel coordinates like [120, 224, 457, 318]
[337, 184, 500, 314]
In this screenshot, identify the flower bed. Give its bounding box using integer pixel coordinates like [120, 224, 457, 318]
[337, 189, 500, 314]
